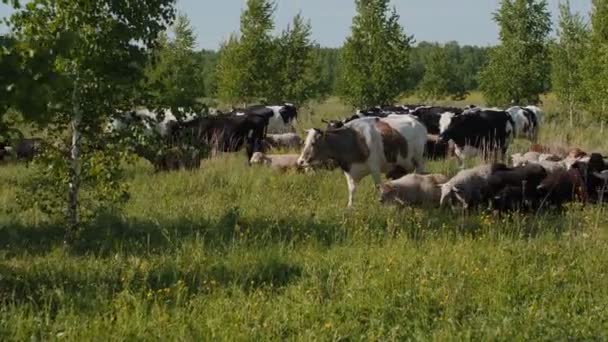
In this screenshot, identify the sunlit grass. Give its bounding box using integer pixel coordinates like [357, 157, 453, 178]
[1, 96, 608, 340]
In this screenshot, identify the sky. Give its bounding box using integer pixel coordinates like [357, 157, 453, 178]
[1, 0, 593, 50]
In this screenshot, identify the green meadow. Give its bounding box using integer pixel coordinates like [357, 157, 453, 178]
[1, 94, 608, 340]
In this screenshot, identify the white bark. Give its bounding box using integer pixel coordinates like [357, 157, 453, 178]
[68, 79, 82, 237]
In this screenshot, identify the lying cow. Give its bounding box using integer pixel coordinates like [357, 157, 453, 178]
[537, 166, 587, 209]
[439, 163, 508, 210]
[488, 164, 548, 212]
[297, 115, 427, 207]
[250, 152, 300, 172]
[265, 133, 302, 150]
[529, 144, 568, 159]
[511, 151, 561, 167]
[379, 173, 448, 207]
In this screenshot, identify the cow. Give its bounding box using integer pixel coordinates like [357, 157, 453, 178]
[573, 153, 608, 203]
[487, 164, 548, 211]
[379, 173, 448, 207]
[13, 138, 43, 161]
[529, 144, 568, 158]
[153, 146, 201, 172]
[424, 135, 452, 160]
[439, 164, 507, 210]
[265, 133, 302, 150]
[297, 115, 427, 207]
[108, 107, 200, 138]
[507, 106, 541, 140]
[236, 104, 298, 134]
[250, 152, 301, 172]
[438, 110, 515, 169]
[410, 106, 464, 135]
[537, 166, 588, 209]
[172, 114, 267, 162]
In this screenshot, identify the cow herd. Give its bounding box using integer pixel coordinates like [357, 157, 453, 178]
[2, 102, 607, 215]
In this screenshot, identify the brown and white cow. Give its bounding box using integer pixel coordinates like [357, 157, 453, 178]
[297, 115, 427, 207]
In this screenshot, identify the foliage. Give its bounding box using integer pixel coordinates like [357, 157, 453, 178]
[480, 0, 552, 106]
[416, 44, 466, 102]
[8, 0, 175, 236]
[551, 1, 589, 126]
[144, 14, 205, 112]
[216, 0, 276, 105]
[582, 0, 608, 122]
[338, 0, 413, 108]
[273, 14, 322, 105]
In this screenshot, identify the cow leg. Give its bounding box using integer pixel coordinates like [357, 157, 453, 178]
[345, 172, 358, 208]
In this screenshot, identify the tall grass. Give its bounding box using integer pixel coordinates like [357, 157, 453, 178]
[1, 94, 608, 340]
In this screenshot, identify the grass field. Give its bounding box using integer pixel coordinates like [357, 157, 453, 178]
[2, 94, 608, 340]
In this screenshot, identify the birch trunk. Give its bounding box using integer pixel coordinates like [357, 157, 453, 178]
[66, 80, 82, 244]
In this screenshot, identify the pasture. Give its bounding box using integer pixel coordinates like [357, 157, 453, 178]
[2, 94, 608, 340]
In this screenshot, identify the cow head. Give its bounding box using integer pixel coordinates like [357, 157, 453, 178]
[379, 183, 404, 205]
[439, 112, 457, 134]
[278, 104, 298, 124]
[322, 119, 345, 130]
[438, 114, 468, 144]
[439, 184, 469, 210]
[297, 128, 330, 168]
[250, 152, 271, 165]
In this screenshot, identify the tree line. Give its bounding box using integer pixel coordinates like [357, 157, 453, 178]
[156, 0, 608, 123]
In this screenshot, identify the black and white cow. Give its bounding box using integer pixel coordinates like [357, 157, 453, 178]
[409, 106, 464, 135]
[507, 106, 542, 140]
[235, 104, 298, 134]
[171, 113, 268, 163]
[439, 110, 515, 168]
[297, 115, 427, 207]
[108, 107, 200, 138]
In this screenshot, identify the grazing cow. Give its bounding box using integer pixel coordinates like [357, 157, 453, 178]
[424, 134, 452, 160]
[537, 166, 587, 208]
[265, 133, 302, 150]
[507, 106, 541, 140]
[439, 164, 507, 210]
[108, 108, 200, 138]
[379, 173, 448, 207]
[250, 152, 300, 172]
[172, 114, 267, 162]
[487, 164, 548, 211]
[297, 115, 427, 207]
[410, 106, 464, 135]
[237, 104, 298, 134]
[153, 146, 201, 172]
[13, 138, 43, 161]
[439, 110, 514, 169]
[0, 140, 8, 161]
